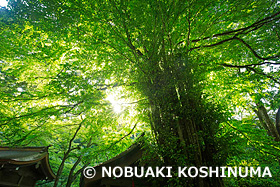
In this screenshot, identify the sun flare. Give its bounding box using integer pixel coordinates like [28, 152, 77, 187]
[106, 94, 122, 113]
[0, 0, 7, 7]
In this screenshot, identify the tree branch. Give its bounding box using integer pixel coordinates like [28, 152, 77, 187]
[190, 37, 235, 51]
[190, 10, 280, 43]
[220, 64, 280, 84]
[226, 122, 280, 158]
[234, 36, 280, 60]
[221, 61, 280, 68]
[99, 122, 138, 153]
[53, 119, 85, 187]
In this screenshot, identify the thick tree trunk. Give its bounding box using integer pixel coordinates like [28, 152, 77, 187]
[141, 58, 224, 187]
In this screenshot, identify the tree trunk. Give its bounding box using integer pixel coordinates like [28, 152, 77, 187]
[140, 58, 224, 187]
[254, 104, 280, 141]
[66, 156, 82, 187]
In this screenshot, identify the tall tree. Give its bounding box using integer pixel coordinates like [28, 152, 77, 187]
[1, 0, 280, 186]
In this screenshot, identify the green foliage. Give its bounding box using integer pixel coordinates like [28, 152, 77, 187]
[1, 0, 280, 186]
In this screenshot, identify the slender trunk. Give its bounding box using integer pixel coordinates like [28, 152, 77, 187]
[254, 105, 280, 141]
[53, 121, 83, 187]
[53, 152, 69, 187]
[65, 156, 82, 187]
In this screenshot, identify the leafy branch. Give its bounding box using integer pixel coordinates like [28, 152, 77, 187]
[226, 122, 280, 158]
[190, 10, 280, 43]
[53, 119, 85, 187]
[221, 64, 280, 84]
[0, 102, 83, 126]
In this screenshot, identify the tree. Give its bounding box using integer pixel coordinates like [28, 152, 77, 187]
[1, 0, 280, 186]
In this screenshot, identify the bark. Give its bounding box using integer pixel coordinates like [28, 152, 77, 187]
[140, 58, 224, 187]
[65, 156, 82, 187]
[276, 106, 280, 136]
[53, 121, 83, 187]
[254, 105, 280, 141]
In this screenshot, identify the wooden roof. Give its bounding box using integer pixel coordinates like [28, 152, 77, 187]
[0, 146, 56, 187]
[81, 142, 150, 187]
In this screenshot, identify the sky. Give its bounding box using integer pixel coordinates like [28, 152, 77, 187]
[0, 0, 7, 7]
